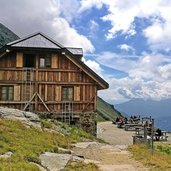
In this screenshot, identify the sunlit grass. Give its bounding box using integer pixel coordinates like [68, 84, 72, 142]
[0, 119, 97, 170]
[128, 143, 171, 171]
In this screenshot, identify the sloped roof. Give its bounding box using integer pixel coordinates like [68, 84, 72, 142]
[7, 32, 83, 57]
[7, 32, 63, 49]
[67, 47, 83, 57]
[0, 32, 108, 89]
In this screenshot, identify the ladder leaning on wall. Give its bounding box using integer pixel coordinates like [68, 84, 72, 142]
[62, 101, 73, 124]
[21, 68, 34, 111]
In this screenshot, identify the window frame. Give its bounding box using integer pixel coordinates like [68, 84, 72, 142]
[0, 85, 14, 101]
[62, 86, 74, 101]
[39, 54, 51, 68]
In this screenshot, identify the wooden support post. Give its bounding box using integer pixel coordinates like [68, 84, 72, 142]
[35, 55, 39, 111]
[144, 121, 148, 142]
[144, 124, 147, 142]
[151, 119, 154, 155]
[94, 86, 97, 111]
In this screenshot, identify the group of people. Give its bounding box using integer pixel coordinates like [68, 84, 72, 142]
[114, 115, 140, 125]
[129, 115, 141, 123]
[113, 115, 164, 141]
[114, 116, 128, 127]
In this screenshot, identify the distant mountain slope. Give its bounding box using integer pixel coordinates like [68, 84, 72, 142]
[115, 98, 171, 131]
[0, 23, 19, 47]
[115, 98, 171, 117]
[97, 96, 122, 121]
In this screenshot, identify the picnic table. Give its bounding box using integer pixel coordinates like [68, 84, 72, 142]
[124, 123, 142, 131]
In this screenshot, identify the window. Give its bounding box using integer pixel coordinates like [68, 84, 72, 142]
[62, 87, 73, 101]
[24, 54, 35, 67]
[39, 54, 51, 68]
[40, 58, 45, 67]
[0, 86, 14, 101]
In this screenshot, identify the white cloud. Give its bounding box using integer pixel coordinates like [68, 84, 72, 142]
[96, 51, 139, 72]
[83, 58, 104, 77]
[79, 0, 103, 13]
[118, 44, 135, 52]
[79, 0, 171, 52]
[143, 20, 171, 52]
[58, 0, 80, 23]
[0, 0, 94, 53]
[88, 51, 171, 103]
[159, 64, 171, 79]
[88, 20, 99, 37]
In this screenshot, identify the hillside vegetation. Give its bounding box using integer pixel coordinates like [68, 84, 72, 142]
[0, 23, 19, 47]
[129, 143, 171, 171]
[96, 96, 122, 121]
[0, 119, 98, 171]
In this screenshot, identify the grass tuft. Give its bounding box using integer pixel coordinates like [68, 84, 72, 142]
[128, 143, 171, 171]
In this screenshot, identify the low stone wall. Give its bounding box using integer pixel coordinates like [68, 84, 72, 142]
[78, 112, 97, 136]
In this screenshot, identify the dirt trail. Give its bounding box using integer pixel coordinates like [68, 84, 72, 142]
[97, 121, 134, 145]
[72, 121, 148, 171]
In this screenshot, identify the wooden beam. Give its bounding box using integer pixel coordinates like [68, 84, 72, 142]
[36, 93, 50, 112]
[23, 92, 50, 112]
[0, 68, 80, 72]
[0, 80, 95, 85]
[23, 92, 37, 110]
[35, 55, 39, 110]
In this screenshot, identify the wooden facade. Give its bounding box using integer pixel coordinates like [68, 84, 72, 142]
[0, 33, 108, 130]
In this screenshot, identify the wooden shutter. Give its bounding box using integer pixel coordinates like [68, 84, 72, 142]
[74, 86, 80, 101]
[16, 52, 23, 67]
[51, 54, 58, 68]
[55, 85, 61, 101]
[14, 85, 20, 101]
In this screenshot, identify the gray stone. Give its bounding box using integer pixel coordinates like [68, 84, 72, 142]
[40, 152, 72, 171]
[0, 107, 41, 127]
[24, 111, 40, 122]
[0, 151, 13, 158]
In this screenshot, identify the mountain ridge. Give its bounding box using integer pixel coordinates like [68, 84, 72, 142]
[97, 96, 122, 121]
[0, 23, 19, 48]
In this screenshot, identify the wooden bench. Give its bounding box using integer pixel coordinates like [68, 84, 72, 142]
[125, 123, 142, 131]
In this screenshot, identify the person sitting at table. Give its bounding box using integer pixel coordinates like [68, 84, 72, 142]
[155, 128, 162, 141]
[115, 117, 119, 123]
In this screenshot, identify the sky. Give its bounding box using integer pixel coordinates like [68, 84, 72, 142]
[0, 0, 171, 104]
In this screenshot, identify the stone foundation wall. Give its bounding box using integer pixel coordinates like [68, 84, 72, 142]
[77, 112, 97, 136]
[36, 111, 97, 136]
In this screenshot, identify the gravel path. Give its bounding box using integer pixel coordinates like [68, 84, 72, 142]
[72, 121, 148, 171]
[97, 121, 134, 145]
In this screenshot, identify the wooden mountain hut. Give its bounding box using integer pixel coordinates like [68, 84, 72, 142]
[0, 32, 108, 134]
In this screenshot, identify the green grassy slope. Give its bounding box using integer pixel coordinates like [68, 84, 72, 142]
[0, 119, 98, 171]
[96, 96, 122, 122]
[0, 23, 19, 48]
